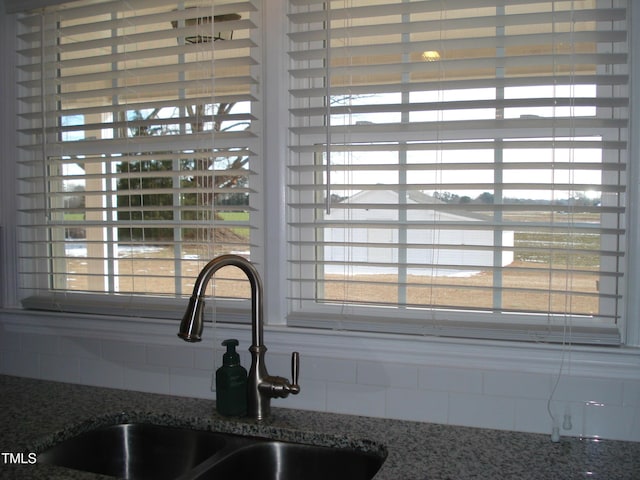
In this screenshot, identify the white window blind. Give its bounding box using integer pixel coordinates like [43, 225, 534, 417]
[287, 0, 628, 344]
[16, 0, 262, 318]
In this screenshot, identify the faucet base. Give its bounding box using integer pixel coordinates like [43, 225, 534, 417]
[248, 345, 270, 421]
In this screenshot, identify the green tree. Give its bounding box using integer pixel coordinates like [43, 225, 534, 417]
[116, 104, 250, 242]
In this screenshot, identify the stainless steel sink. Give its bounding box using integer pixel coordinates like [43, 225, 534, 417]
[37, 423, 228, 479]
[193, 440, 385, 480]
[37, 422, 386, 480]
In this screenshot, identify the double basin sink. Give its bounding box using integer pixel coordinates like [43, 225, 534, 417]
[37, 422, 386, 479]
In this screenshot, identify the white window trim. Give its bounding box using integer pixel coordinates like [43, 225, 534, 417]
[623, 0, 640, 347]
[1, 0, 639, 356]
[261, 0, 289, 327]
[2, 308, 640, 383]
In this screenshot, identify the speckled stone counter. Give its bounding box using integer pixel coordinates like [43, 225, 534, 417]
[0, 374, 638, 479]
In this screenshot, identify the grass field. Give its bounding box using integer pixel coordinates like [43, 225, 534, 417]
[216, 211, 250, 237]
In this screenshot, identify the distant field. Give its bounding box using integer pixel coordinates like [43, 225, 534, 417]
[514, 231, 600, 267]
[503, 211, 601, 267]
[217, 211, 250, 221]
[60, 209, 603, 314]
[217, 211, 250, 238]
[62, 211, 251, 238]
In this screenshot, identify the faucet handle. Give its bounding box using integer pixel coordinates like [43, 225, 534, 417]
[289, 351, 301, 395]
[258, 352, 301, 398]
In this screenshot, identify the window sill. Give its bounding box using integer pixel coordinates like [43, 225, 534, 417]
[1, 307, 639, 381]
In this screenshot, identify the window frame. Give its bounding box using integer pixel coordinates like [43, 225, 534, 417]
[13, 0, 265, 321]
[285, 0, 631, 345]
[1, 0, 639, 348]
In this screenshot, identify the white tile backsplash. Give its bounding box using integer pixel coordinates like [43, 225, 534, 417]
[483, 370, 553, 399]
[194, 347, 216, 370]
[21, 333, 58, 355]
[1, 349, 39, 378]
[552, 376, 624, 405]
[0, 330, 21, 351]
[123, 363, 170, 394]
[285, 379, 326, 411]
[58, 336, 102, 359]
[147, 344, 195, 368]
[513, 398, 555, 435]
[327, 382, 386, 417]
[299, 355, 357, 383]
[419, 365, 483, 394]
[357, 361, 418, 388]
[582, 402, 640, 441]
[449, 392, 516, 431]
[512, 398, 584, 436]
[169, 366, 214, 399]
[39, 353, 79, 384]
[101, 339, 147, 365]
[1, 315, 639, 442]
[386, 387, 449, 423]
[78, 357, 124, 389]
[622, 380, 640, 407]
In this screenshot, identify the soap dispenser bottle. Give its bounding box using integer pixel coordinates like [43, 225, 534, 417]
[215, 339, 248, 416]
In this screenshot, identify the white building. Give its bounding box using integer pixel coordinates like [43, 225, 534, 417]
[323, 190, 514, 276]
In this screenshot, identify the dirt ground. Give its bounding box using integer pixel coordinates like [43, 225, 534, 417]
[321, 261, 598, 315]
[65, 253, 598, 315]
[61, 222, 600, 315]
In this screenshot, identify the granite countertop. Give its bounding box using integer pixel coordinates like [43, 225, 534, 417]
[0, 374, 639, 479]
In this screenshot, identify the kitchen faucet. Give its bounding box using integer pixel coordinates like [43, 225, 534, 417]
[178, 254, 300, 420]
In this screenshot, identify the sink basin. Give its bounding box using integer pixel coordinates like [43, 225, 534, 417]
[38, 422, 385, 480]
[194, 441, 384, 480]
[37, 423, 227, 479]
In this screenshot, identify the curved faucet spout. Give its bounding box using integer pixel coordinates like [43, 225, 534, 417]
[178, 254, 263, 348]
[178, 254, 299, 420]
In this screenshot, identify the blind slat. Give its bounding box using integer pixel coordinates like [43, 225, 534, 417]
[289, 74, 630, 98]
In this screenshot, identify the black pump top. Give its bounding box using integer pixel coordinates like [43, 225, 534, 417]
[221, 339, 240, 366]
